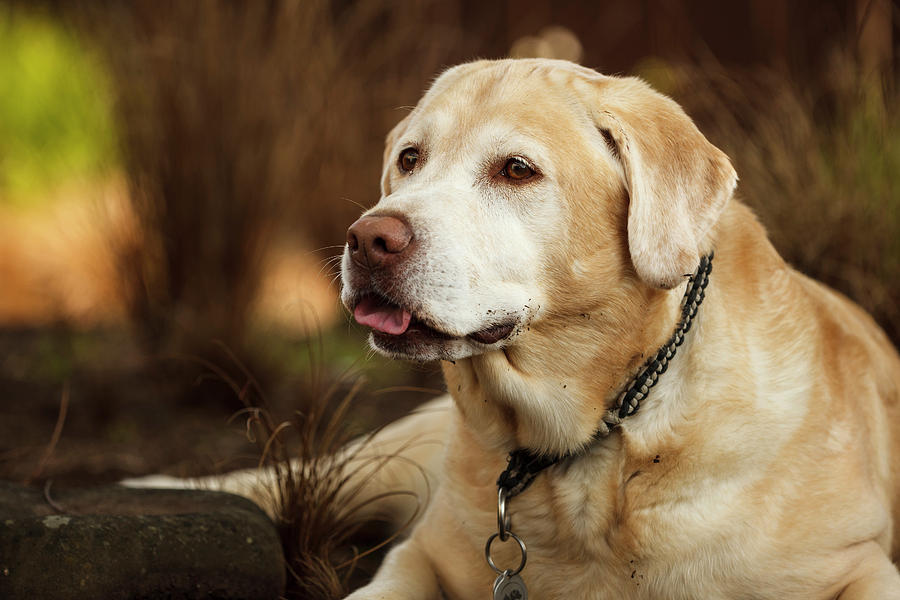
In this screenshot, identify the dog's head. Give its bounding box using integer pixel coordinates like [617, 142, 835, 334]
[341, 59, 736, 362]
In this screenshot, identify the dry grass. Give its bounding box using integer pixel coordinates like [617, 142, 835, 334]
[659, 57, 900, 345]
[69, 0, 477, 358]
[199, 345, 427, 599]
[254, 394, 422, 599]
[86, 1, 322, 352]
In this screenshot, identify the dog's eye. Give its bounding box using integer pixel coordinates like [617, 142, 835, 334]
[502, 157, 535, 181]
[398, 148, 419, 173]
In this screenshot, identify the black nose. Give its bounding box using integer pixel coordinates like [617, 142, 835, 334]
[346, 215, 413, 269]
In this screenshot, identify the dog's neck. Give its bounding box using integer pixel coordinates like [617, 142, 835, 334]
[442, 273, 698, 456]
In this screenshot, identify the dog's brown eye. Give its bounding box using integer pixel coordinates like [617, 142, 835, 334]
[502, 157, 535, 181]
[399, 148, 419, 172]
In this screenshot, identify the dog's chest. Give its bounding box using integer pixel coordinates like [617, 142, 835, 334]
[490, 493, 743, 600]
[436, 442, 754, 600]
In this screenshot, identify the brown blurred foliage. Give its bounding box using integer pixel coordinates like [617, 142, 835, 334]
[75, 1, 484, 354]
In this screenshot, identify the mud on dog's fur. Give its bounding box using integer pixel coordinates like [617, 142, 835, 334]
[131, 59, 900, 598]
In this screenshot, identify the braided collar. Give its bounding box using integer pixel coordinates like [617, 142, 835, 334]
[496, 253, 714, 499]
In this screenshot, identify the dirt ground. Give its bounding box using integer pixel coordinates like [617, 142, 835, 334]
[0, 325, 443, 487]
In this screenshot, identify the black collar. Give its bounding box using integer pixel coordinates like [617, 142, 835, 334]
[496, 253, 714, 499]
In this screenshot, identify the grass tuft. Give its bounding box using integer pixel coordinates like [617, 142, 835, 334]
[198, 342, 427, 598]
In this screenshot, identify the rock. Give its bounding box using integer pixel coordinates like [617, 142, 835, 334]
[0, 481, 284, 599]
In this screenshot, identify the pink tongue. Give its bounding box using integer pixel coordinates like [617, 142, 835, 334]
[354, 296, 412, 335]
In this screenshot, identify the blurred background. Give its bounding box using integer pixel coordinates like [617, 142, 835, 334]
[0, 0, 897, 595]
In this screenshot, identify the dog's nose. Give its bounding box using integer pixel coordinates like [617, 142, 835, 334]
[346, 215, 413, 269]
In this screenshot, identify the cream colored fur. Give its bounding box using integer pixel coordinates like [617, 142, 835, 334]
[129, 59, 900, 599]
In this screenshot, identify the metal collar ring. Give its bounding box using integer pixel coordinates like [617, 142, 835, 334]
[497, 488, 511, 541]
[484, 531, 527, 577]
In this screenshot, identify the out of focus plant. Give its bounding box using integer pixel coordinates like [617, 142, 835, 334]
[74, 0, 477, 358]
[0, 9, 115, 206]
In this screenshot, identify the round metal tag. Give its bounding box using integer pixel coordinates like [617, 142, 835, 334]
[493, 573, 528, 600]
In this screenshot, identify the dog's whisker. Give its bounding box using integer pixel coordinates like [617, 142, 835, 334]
[309, 245, 346, 254]
[341, 197, 368, 212]
[316, 256, 345, 280]
[316, 255, 343, 269]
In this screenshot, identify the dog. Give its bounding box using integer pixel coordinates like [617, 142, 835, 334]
[129, 58, 900, 598]
[336, 58, 900, 599]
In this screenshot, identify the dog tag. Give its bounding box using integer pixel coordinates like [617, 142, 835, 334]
[493, 572, 528, 600]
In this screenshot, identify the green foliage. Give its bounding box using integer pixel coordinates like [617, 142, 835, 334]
[250, 326, 407, 387]
[0, 10, 115, 206]
[822, 84, 900, 264]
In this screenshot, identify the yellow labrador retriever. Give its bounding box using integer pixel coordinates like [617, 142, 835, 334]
[129, 58, 900, 598]
[338, 58, 900, 599]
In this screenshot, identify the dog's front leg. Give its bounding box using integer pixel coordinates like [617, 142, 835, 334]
[345, 536, 441, 600]
[835, 544, 900, 599]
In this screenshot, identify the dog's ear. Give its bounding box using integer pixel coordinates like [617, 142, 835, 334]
[592, 77, 737, 289]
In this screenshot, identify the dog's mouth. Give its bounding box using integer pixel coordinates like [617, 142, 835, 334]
[352, 293, 516, 350]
